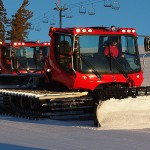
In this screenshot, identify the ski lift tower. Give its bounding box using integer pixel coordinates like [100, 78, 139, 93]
[54, 4, 68, 28]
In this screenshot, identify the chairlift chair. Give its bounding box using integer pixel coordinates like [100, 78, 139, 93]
[50, 15, 56, 25]
[88, 4, 95, 15]
[79, 3, 86, 14]
[29, 24, 34, 30]
[111, 0, 120, 10]
[66, 8, 73, 18]
[35, 25, 40, 31]
[104, 0, 112, 7]
[42, 14, 48, 23]
[50, 19, 56, 25]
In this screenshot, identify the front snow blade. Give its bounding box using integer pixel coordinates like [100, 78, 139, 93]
[96, 95, 150, 129]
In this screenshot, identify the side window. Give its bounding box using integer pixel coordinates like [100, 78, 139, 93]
[3, 46, 12, 68]
[102, 37, 109, 54]
[34, 47, 47, 62]
[55, 34, 73, 73]
[121, 36, 135, 54]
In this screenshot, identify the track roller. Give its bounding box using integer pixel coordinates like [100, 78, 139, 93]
[19, 97, 27, 109]
[29, 98, 38, 110]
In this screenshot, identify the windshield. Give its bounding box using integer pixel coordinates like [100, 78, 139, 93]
[3, 46, 49, 71]
[75, 35, 141, 74]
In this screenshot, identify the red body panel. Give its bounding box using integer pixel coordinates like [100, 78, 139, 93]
[72, 72, 143, 90]
[49, 69, 143, 90]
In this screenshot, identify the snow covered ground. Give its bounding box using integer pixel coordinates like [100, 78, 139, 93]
[1, 116, 150, 150]
[1, 114, 150, 150]
[1, 56, 150, 150]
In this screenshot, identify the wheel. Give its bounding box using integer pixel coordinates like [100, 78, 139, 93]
[29, 98, 38, 110]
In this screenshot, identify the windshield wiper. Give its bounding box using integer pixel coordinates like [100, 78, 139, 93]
[105, 43, 128, 78]
[112, 57, 136, 86]
[80, 55, 102, 79]
[111, 57, 128, 78]
[17, 57, 31, 73]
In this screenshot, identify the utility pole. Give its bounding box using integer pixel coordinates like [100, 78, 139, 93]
[54, 5, 68, 28]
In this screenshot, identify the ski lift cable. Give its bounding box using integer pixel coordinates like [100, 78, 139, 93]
[29, 9, 57, 23]
[59, 0, 102, 9]
[29, 0, 109, 24]
[29, 0, 120, 27]
[68, 0, 104, 9]
[30, 11, 57, 25]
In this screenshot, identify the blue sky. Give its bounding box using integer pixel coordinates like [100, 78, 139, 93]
[3, 0, 150, 44]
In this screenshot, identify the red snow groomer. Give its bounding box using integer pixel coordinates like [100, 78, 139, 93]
[0, 41, 50, 88]
[46, 26, 150, 125]
[46, 26, 150, 98]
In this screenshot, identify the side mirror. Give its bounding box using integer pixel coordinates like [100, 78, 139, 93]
[144, 37, 150, 52]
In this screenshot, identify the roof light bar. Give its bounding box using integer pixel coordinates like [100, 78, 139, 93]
[88, 29, 93, 32]
[75, 28, 93, 33]
[13, 42, 25, 46]
[127, 29, 131, 33]
[43, 42, 50, 45]
[82, 29, 87, 32]
[121, 29, 136, 33]
[76, 28, 81, 33]
[132, 29, 136, 33]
